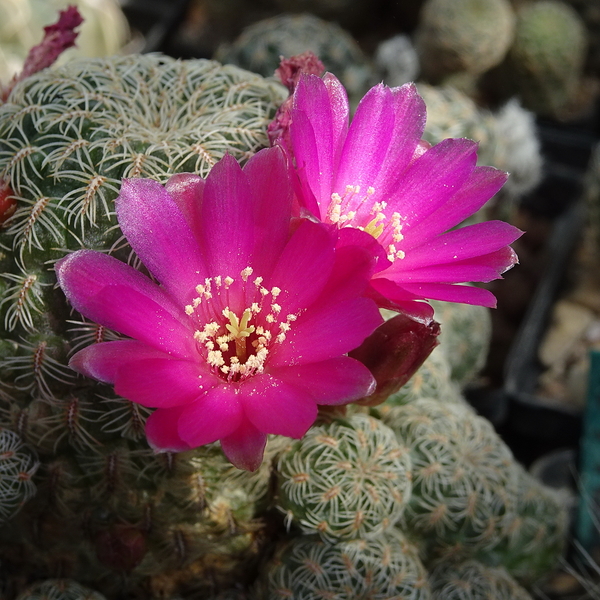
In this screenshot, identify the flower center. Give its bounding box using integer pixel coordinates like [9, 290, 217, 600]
[184, 267, 299, 382]
[325, 184, 407, 262]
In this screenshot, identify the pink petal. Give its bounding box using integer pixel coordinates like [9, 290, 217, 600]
[266, 220, 335, 316]
[93, 284, 196, 358]
[116, 178, 208, 305]
[165, 173, 205, 239]
[292, 75, 339, 206]
[199, 153, 257, 276]
[269, 296, 382, 367]
[334, 84, 397, 200]
[399, 282, 499, 307]
[113, 357, 211, 408]
[242, 147, 293, 275]
[177, 385, 243, 447]
[145, 406, 192, 453]
[367, 278, 435, 321]
[382, 138, 478, 237]
[270, 356, 376, 405]
[239, 375, 317, 437]
[69, 340, 168, 382]
[220, 417, 267, 471]
[387, 246, 519, 283]
[403, 166, 508, 245]
[395, 221, 523, 270]
[56, 251, 195, 358]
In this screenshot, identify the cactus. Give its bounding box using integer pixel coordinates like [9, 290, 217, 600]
[428, 558, 533, 600]
[15, 579, 107, 600]
[483, 465, 569, 583]
[0, 53, 285, 596]
[383, 398, 521, 558]
[0, 426, 39, 522]
[255, 531, 432, 600]
[430, 300, 492, 388]
[415, 0, 516, 83]
[276, 414, 412, 542]
[213, 13, 374, 102]
[506, 0, 589, 117]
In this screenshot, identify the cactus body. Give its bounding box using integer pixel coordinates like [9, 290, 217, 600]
[508, 0, 588, 117]
[428, 558, 533, 600]
[214, 13, 374, 102]
[256, 531, 432, 600]
[416, 0, 515, 82]
[276, 414, 412, 542]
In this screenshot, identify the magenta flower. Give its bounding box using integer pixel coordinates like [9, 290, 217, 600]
[285, 73, 523, 320]
[55, 148, 382, 470]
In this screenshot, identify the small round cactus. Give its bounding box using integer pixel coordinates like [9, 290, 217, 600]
[214, 13, 374, 102]
[428, 558, 533, 600]
[415, 0, 516, 83]
[384, 398, 520, 558]
[15, 579, 107, 600]
[507, 0, 589, 117]
[485, 466, 569, 583]
[0, 426, 38, 522]
[256, 531, 432, 600]
[276, 414, 412, 542]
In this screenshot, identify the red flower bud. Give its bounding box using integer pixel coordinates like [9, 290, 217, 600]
[350, 312, 441, 406]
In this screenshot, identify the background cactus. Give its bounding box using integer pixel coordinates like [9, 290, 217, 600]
[417, 85, 542, 213]
[0, 0, 129, 83]
[505, 0, 589, 118]
[415, 0, 516, 84]
[213, 13, 375, 103]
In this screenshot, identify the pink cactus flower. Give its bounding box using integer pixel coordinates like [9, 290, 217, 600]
[55, 148, 382, 470]
[284, 73, 523, 320]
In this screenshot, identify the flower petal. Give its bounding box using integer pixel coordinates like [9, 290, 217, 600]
[269, 296, 382, 367]
[177, 385, 243, 447]
[393, 221, 523, 271]
[145, 405, 192, 453]
[113, 357, 211, 408]
[381, 138, 478, 238]
[56, 251, 195, 357]
[220, 417, 267, 471]
[399, 282, 499, 307]
[242, 147, 293, 275]
[116, 178, 208, 304]
[267, 219, 335, 316]
[240, 374, 317, 437]
[270, 356, 376, 405]
[403, 166, 508, 245]
[200, 153, 256, 276]
[165, 172, 205, 239]
[69, 340, 168, 382]
[292, 74, 340, 207]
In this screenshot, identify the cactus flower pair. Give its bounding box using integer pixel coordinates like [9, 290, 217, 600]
[56, 73, 521, 469]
